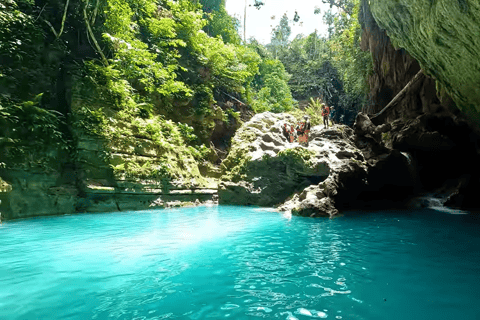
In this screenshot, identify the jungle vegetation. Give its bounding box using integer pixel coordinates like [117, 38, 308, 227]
[0, 0, 371, 176]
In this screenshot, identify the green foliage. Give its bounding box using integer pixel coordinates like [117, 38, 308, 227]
[221, 147, 251, 182]
[0, 94, 68, 170]
[278, 148, 315, 166]
[251, 59, 295, 113]
[225, 108, 241, 122]
[263, 0, 372, 125]
[381, 132, 392, 142]
[73, 106, 108, 136]
[0, 0, 57, 102]
[204, 6, 241, 45]
[321, 0, 355, 15]
[329, 0, 372, 100]
[306, 98, 326, 125]
[270, 13, 291, 55]
[198, 0, 223, 13]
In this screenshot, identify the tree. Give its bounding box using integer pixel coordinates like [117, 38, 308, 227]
[269, 13, 291, 59]
[202, 3, 242, 45]
[199, 0, 223, 13]
[251, 59, 295, 113]
[320, 0, 354, 15]
[271, 13, 291, 47]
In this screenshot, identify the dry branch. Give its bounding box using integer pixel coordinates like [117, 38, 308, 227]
[370, 69, 425, 122]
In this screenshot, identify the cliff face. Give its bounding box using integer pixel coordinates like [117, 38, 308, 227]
[0, 132, 219, 220]
[359, 0, 457, 120]
[360, 0, 480, 210]
[360, 0, 420, 115]
[367, 0, 480, 123]
[0, 79, 228, 221]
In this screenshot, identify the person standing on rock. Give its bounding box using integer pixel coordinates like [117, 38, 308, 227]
[283, 123, 296, 143]
[282, 123, 290, 141]
[329, 106, 335, 126]
[322, 104, 330, 129]
[289, 124, 296, 143]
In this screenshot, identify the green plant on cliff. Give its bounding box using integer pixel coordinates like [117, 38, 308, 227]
[221, 150, 251, 182]
[0, 94, 69, 170]
[289, 98, 326, 126]
[220, 124, 258, 182]
[278, 148, 316, 169]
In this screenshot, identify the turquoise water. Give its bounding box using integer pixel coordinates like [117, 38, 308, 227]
[1, 206, 479, 320]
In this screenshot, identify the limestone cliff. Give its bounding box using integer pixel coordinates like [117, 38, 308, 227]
[359, 0, 458, 121]
[359, 0, 480, 211]
[0, 89, 229, 221]
[366, 0, 480, 123]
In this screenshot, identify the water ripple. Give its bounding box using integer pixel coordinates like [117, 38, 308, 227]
[1, 207, 480, 319]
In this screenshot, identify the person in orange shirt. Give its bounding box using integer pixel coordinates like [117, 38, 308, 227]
[321, 104, 330, 129]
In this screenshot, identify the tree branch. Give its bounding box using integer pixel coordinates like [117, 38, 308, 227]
[57, 0, 70, 39]
[83, 0, 108, 65]
[34, 4, 47, 22]
[43, 19, 58, 38]
[370, 69, 425, 124]
[90, 0, 99, 25]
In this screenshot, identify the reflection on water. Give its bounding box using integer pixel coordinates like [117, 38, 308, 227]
[1, 206, 480, 320]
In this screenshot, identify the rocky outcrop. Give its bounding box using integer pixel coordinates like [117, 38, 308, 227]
[389, 114, 480, 207]
[360, 0, 421, 115]
[366, 0, 480, 123]
[219, 113, 333, 208]
[356, 110, 480, 211]
[219, 112, 417, 217]
[0, 170, 78, 220]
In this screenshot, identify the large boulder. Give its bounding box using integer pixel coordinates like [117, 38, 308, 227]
[219, 112, 415, 217]
[219, 112, 336, 208]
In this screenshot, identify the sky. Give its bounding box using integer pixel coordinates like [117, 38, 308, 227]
[225, 0, 333, 44]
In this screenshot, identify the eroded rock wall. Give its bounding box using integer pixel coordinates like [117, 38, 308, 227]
[359, 0, 480, 210]
[360, 0, 458, 122]
[367, 0, 480, 123]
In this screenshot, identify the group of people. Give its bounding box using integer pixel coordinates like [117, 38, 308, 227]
[283, 115, 311, 146]
[281, 104, 333, 145]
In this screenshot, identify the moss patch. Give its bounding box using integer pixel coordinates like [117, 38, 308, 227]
[0, 177, 12, 192]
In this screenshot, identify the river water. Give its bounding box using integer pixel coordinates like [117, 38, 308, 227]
[1, 206, 479, 319]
